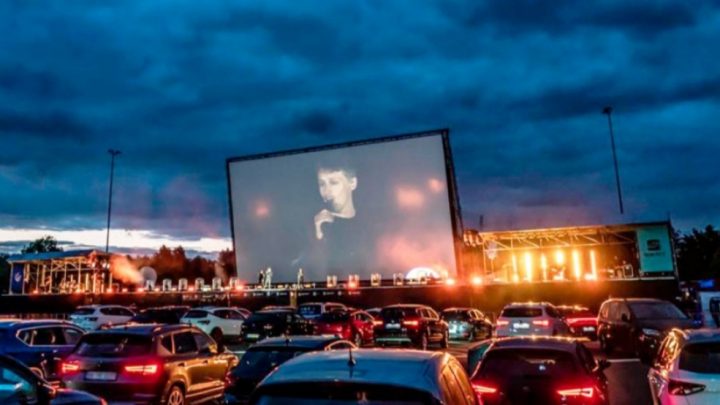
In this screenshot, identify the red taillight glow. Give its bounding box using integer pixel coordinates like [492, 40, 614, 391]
[668, 379, 705, 396]
[557, 387, 594, 398]
[372, 320, 383, 326]
[123, 363, 160, 376]
[532, 319, 550, 327]
[471, 382, 498, 395]
[60, 361, 80, 375]
[496, 320, 509, 326]
[402, 320, 420, 327]
[566, 317, 597, 325]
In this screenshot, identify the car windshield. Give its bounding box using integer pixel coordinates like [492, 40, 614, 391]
[183, 310, 208, 318]
[679, 342, 720, 373]
[318, 312, 350, 322]
[254, 382, 432, 405]
[75, 334, 152, 357]
[235, 349, 305, 376]
[299, 305, 322, 316]
[442, 311, 470, 321]
[500, 307, 542, 318]
[381, 308, 418, 319]
[132, 310, 180, 324]
[72, 308, 95, 315]
[629, 303, 687, 319]
[248, 313, 286, 323]
[478, 349, 577, 379]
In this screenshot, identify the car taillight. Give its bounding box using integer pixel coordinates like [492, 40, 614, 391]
[123, 363, 160, 377]
[402, 320, 419, 327]
[372, 320, 383, 326]
[557, 386, 594, 398]
[471, 381, 498, 401]
[334, 325, 344, 332]
[566, 317, 597, 326]
[668, 379, 705, 396]
[532, 320, 550, 327]
[60, 361, 80, 375]
[496, 320, 509, 326]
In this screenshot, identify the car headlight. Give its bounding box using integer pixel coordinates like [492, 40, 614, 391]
[642, 328, 660, 337]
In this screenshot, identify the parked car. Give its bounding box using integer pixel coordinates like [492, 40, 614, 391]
[241, 310, 313, 343]
[373, 304, 448, 350]
[648, 328, 720, 404]
[441, 307, 494, 341]
[365, 307, 382, 319]
[0, 354, 104, 405]
[495, 302, 569, 337]
[297, 302, 347, 320]
[125, 306, 190, 325]
[0, 320, 85, 381]
[466, 338, 496, 375]
[249, 349, 478, 404]
[313, 310, 375, 347]
[259, 305, 296, 312]
[557, 305, 599, 340]
[62, 324, 236, 405]
[470, 336, 610, 405]
[69, 305, 135, 330]
[597, 298, 697, 361]
[181, 306, 247, 343]
[231, 307, 252, 319]
[225, 335, 355, 404]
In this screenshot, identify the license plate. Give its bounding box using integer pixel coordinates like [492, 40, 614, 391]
[514, 323, 530, 329]
[386, 323, 401, 329]
[583, 327, 595, 332]
[450, 325, 458, 333]
[246, 333, 260, 339]
[85, 371, 117, 381]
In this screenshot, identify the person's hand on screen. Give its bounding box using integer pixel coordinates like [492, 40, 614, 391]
[314, 209, 335, 240]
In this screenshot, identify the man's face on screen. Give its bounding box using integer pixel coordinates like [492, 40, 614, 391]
[318, 169, 357, 213]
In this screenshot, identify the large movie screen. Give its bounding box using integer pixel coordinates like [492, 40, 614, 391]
[227, 131, 459, 283]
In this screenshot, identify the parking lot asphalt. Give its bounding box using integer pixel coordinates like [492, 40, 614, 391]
[228, 339, 653, 405]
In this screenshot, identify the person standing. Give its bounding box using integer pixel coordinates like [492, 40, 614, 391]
[258, 268, 265, 289]
[264, 267, 273, 289]
[297, 268, 304, 289]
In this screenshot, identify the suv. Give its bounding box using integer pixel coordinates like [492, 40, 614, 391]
[225, 335, 355, 404]
[0, 320, 85, 381]
[441, 307, 494, 341]
[297, 302, 347, 320]
[556, 305, 598, 340]
[495, 302, 568, 337]
[648, 328, 720, 405]
[69, 305, 135, 330]
[250, 349, 477, 404]
[373, 304, 448, 350]
[597, 298, 696, 361]
[313, 310, 375, 347]
[241, 309, 313, 343]
[126, 306, 190, 326]
[62, 324, 237, 405]
[181, 306, 247, 344]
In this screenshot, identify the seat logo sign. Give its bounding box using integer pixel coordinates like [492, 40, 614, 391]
[646, 239, 661, 251]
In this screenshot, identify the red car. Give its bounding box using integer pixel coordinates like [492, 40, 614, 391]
[557, 305, 598, 340]
[313, 310, 375, 347]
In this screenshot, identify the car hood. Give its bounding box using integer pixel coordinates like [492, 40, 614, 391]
[52, 388, 103, 404]
[637, 318, 696, 331]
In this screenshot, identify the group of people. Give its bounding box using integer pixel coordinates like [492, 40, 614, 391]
[256, 267, 306, 289]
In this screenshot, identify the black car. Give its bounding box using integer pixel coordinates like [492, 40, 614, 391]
[441, 307, 494, 341]
[470, 337, 610, 405]
[62, 324, 237, 405]
[127, 306, 190, 325]
[597, 298, 697, 361]
[0, 354, 104, 405]
[241, 310, 313, 343]
[225, 335, 355, 404]
[373, 304, 448, 350]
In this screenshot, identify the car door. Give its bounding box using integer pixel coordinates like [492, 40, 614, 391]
[358, 312, 374, 341]
[425, 308, 442, 341]
[223, 310, 246, 337]
[172, 331, 206, 395]
[192, 331, 227, 393]
[616, 303, 634, 350]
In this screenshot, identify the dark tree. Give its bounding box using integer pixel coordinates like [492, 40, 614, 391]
[21, 236, 63, 254]
[217, 249, 236, 279]
[0, 254, 9, 294]
[676, 225, 720, 280]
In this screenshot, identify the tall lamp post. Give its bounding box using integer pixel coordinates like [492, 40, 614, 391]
[105, 149, 121, 253]
[602, 106, 624, 215]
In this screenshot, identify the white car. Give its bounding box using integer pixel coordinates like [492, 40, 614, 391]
[495, 302, 569, 337]
[181, 306, 247, 343]
[648, 328, 720, 405]
[68, 305, 135, 330]
[297, 302, 347, 320]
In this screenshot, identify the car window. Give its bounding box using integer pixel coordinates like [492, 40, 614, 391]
[16, 330, 33, 345]
[184, 310, 208, 319]
[173, 332, 198, 354]
[501, 307, 542, 317]
[629, 302, 687, 320]
[161, 335, 173, 354]
[618, 304, 632, 321]
[599, 303, 609, 320]
[193, 332, 215, 353]
[76, 334, 152, 357]
[117, 308, 134, 317]
[607, 302, 619, 321]
[100, 307, 114, 316]
[428, 309, 439, 319]
[32, 327, 62, 345]
[478, 349, 578, 379]
[62, 327, 83, 345]
[73, 308, 96, 316]
[213, 310, 230, 319]
[227, 310, 246, 320]
[545, 306, 560, 318]
[449, 361, 475, 404]
[679, 342, 720, 373]
[0, 364, 37, 404]
[298, 305, 322, 317]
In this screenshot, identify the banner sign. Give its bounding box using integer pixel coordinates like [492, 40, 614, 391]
[10, 263, 24, 294]
[636, 225, 674, 273]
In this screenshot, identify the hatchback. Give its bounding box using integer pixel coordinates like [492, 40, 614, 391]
[495, 302, 568, 337]
[313, 310, 375, 347]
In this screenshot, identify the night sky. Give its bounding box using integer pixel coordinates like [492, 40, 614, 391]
[1, 1, 718, 255]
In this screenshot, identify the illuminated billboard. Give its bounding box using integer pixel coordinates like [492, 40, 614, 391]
[227, 130, 461, 283]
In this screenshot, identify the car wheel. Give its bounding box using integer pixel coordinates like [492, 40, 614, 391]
[352, 332, 363, 347]
[419, 333, 428, 350]
[211, 328, 224, 345]
[166, 385, 185, 405]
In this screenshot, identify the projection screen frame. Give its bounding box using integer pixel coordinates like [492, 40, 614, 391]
[225, 128, 465, 282]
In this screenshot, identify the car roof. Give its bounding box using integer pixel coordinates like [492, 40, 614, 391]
[250, 335, 345, 349]
[505, 302, 553, 308]
[442, 307, 474, 312]
[101, 323, 190, 335]
[488, 336, 581, 352]
[383, 304, 429, 309]
[143, 306, 189, 311]
[606, 298, 668, 304]
[257, 348, 451, 399]
[0, 319, 79, 329]
[673, 328, 720, 343]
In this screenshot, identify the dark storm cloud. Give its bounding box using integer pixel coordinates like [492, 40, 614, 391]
[0, 0, 718, 246]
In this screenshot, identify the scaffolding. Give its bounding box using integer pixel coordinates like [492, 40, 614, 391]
[7, 250, 112, 295]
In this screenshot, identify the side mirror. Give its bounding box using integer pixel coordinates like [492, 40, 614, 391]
[621, 313, 630, 323]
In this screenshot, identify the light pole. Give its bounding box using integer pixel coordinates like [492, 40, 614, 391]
[105, 149, 121, 253]
[602, 106, 624, 215]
